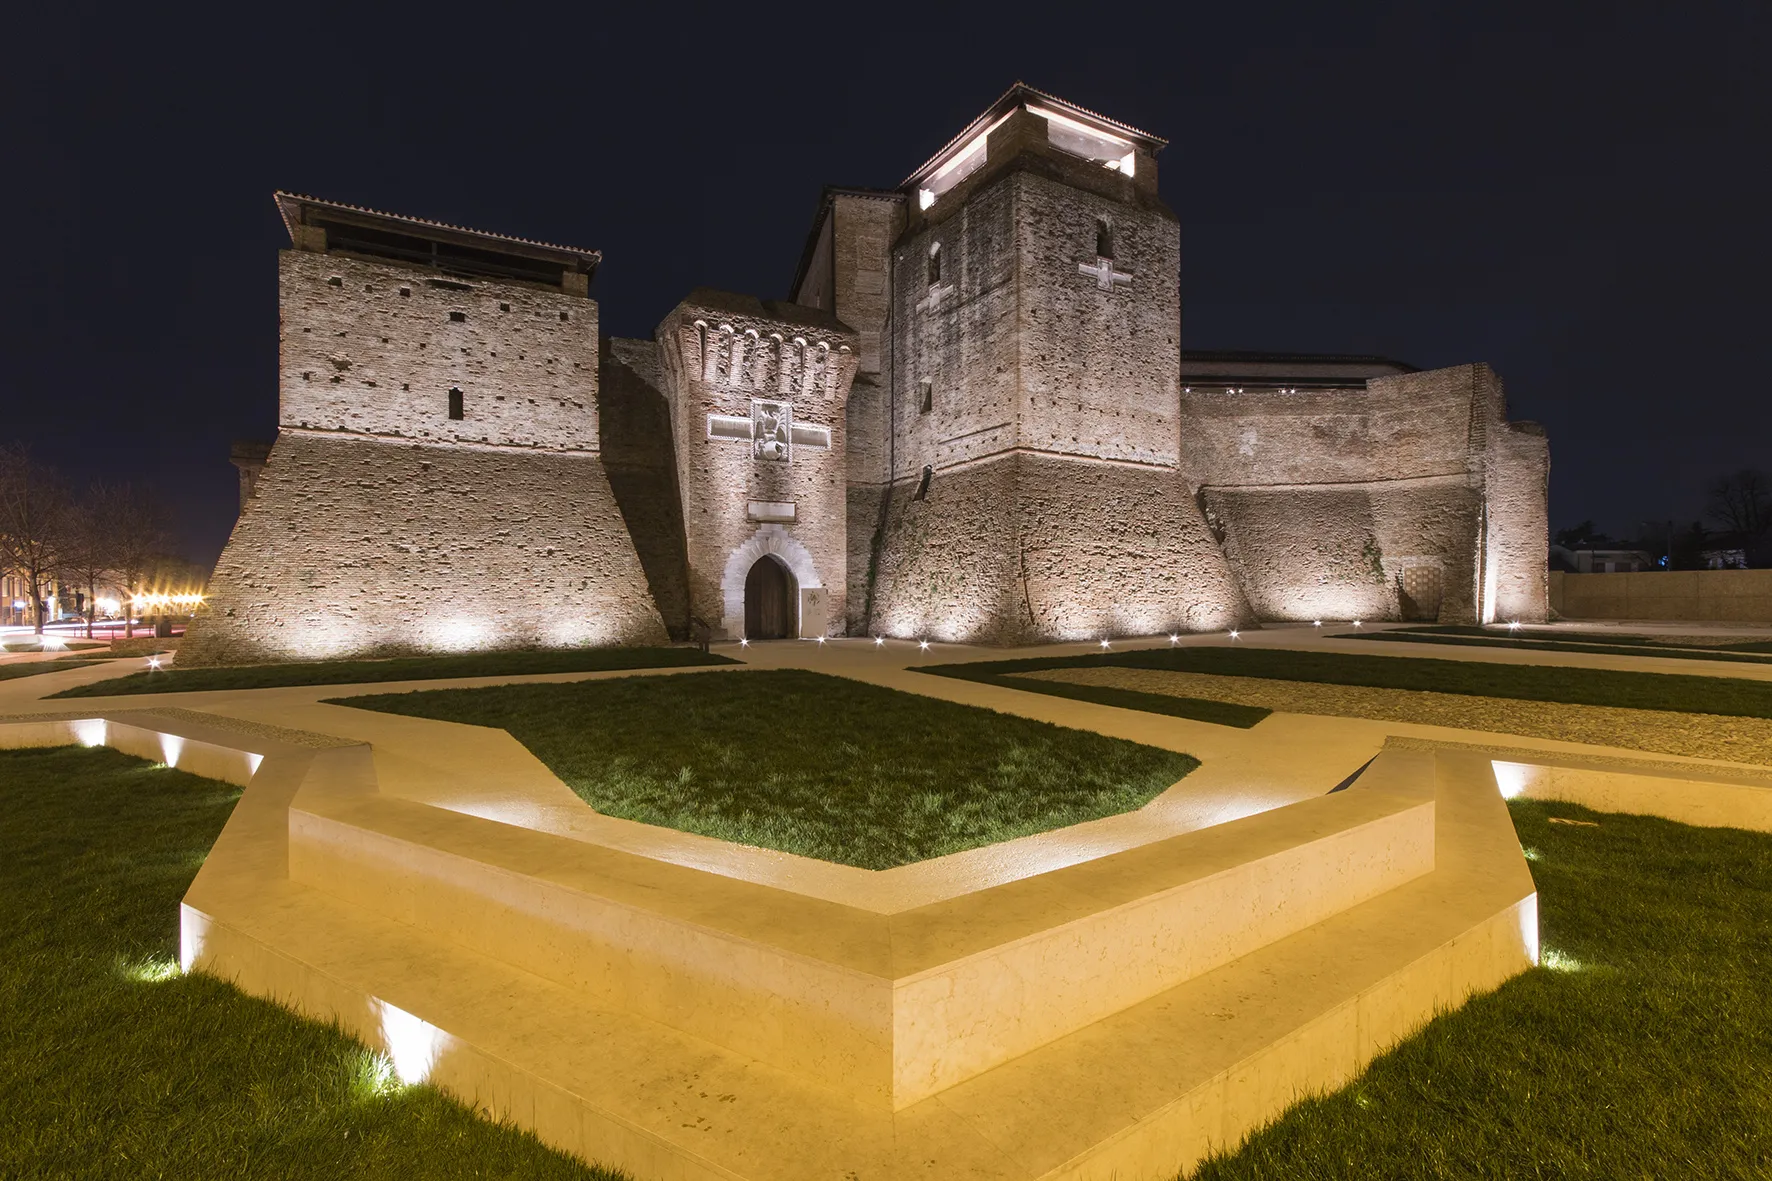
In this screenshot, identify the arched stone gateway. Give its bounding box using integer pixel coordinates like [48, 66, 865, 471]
[719, 524, 824, 639]
[743, 555, 795, 640]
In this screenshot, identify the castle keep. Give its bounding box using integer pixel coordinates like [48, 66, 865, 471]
[185, 84, 1548, 664]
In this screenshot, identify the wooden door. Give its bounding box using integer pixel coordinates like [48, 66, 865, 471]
[744, 557, 794, 639]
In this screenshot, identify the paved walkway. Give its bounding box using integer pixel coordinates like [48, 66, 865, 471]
[5, 625, 1771, 899]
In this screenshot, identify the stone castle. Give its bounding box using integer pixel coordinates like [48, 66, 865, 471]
[185, 84, 1549, 665]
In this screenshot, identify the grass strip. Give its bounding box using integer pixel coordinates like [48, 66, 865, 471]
[0, 745, 614, 1180]
[49, 645, 734, 698]
[0, 657, 108, 681]
[332, 669, 1195, 870]
[1198, 799, 1772, 1178]
[920, 659, 1270, 728]
[945, 645, 1772, 720]
[1344, 629, 1772, 665]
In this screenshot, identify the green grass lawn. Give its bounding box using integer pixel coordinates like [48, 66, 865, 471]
[0, 745, 614, 1180]
[947, 645, 1772, 720]
[0, 656, 109, 681]
[1348, 626, 1772, 665]
[5, 747, 1767, 1177]
[1196, 799, 1772, 1179]
[49, 646, 735, 698]
[332, 669, 1196, 869]
[920, 659, 1272, 728]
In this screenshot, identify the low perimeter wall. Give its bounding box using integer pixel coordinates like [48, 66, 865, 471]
[1551, 568, 1772, 623]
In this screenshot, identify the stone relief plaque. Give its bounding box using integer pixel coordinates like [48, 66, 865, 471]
[752, 399, 792, 462]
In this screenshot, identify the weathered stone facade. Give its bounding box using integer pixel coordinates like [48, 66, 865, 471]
[189, 84, 1549, 663]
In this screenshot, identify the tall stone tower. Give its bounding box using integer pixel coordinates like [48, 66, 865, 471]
[863, 85, 1249, 643]
[183, 194, 667, 665]
[654, 290, 858, 640]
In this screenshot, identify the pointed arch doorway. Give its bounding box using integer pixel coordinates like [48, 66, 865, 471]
[744, 555, 796, 640]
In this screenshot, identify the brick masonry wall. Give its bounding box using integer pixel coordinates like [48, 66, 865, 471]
[1203, 482, 1482, 623]
[279, 251, 600, 448]
[1484, 422, 1551, 623]
[181, 432, 666, 665]
[869, 453, 1249, 644]
[655, 294, 857, 638]
[1180, 365, 1487, 488]
[599, 337, 693, 639]
[1182, 363, 1545, 625]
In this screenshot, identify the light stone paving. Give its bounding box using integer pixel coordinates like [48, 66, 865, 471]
[4, 626, 1772, 1178]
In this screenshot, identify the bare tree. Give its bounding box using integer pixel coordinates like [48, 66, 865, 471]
[102, 484, 170, 639]
[59, 485, 121, 640]
[0, 445, 71, 635]
[1706, 469, 1772, 537]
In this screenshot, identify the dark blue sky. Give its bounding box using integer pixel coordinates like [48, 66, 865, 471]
[5, 1, 1767, 563]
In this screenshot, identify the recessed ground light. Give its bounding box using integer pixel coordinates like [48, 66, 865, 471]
[1229, 630, 1240, 640]
[873, 636, 885, 646]
[919, 640, 930, 651]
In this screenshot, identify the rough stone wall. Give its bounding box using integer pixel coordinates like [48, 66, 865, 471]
[1183, 363, 1546, 625]
[815, 194, 903, 632]
[1202, 482, 1481, 623]
[1013, 170, 1183, 467]
[1180, 365, 1484, 488]
[184, 248, 665, 665]
[1483, 420, 1551, 623]
[865, 120, 1246, 644]
[599, 337, 693, 638]
[181, 433, 666, 665]
[868, 453, 1247, 643]
[654, 291, 857, 638]
[278, 251, 600, 448]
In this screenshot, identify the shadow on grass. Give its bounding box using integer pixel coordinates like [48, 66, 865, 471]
[0, 745, 620, 1180]
[1195, 800, 1772, 1179]
[48, 646, 735, 698]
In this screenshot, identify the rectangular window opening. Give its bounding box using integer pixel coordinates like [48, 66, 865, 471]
[447, 388, 464, 420]
[919, 380, 933, 414]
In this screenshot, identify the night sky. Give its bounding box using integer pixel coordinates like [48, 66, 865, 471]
[5, 2, 1767, 566]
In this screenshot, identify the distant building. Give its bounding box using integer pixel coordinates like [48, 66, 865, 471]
[1550, 545, 1655, 574]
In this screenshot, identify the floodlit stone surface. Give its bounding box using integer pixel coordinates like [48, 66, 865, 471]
[189, 86, 1549, 662]
[10, 629, 1772, 1177]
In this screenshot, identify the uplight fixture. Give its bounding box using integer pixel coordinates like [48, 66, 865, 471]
[1508, 620, 1522, 631]
[739, 638, 749, 648]
[1313, 620, 1322, 627]
[1352, 620, 1363, 628]
[147, 657, 162, 670]
[873, 636, 885, 646]
[918, 639, 930, 651]
[1169, 634, 1179, 644]
[815, 636, 825, 645]
[1229, 630, 1240, 640]
[1099, 639, 1111, 649]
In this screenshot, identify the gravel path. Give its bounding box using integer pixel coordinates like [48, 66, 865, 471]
[1018, 667, 1772, 766]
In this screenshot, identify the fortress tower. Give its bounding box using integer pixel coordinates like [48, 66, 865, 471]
[183, 195, 666, 665]
[827, 86, 1250, 643]
[187, 85, 1547, 664]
